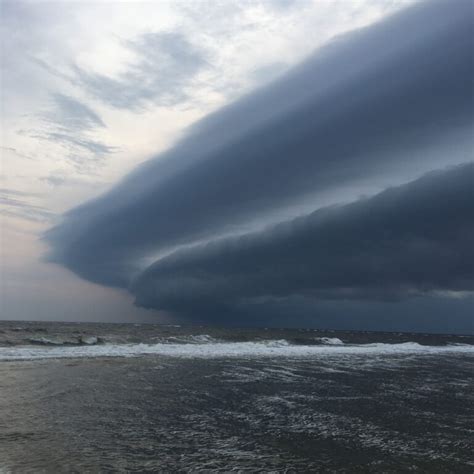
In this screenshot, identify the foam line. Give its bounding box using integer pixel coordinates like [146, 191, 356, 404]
[0, 341, 472, 361]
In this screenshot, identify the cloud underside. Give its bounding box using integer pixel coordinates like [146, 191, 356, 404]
[132, 163, 474, 313]
[46, 0, 474, 322]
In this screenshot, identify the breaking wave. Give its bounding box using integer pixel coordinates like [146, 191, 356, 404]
[0, 340, 473, 361]
[159, 334, 218, 344]
[315, 337, 344, 345]
[27, 336, 102, 346]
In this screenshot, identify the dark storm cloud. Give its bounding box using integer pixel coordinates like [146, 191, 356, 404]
[131, 163, 474, 312]
[202, 295, 474, 335]
[46, 0, 473, 289]
[73, 32, 209, 110]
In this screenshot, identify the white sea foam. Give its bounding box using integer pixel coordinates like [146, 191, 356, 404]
[0, 340, 473, 361]
[27, 337, 66, 345]
[316, 337, 344, 345]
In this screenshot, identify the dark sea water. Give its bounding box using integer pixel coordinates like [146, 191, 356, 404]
[0, 321, 473, 473]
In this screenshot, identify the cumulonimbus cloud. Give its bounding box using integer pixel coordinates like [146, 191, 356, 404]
[46, 0, 474, 318]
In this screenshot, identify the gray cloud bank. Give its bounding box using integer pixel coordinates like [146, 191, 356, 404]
[46, 0, 474, 329]
[132, 163, 474, 311]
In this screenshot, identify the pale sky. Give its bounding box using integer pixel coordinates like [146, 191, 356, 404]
[2, 0, 447, 324]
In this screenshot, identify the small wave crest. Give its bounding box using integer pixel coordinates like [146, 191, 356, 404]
[27, 336, 102, 346]
[157, 334, 219, 344]
[315, 337, 344, 345]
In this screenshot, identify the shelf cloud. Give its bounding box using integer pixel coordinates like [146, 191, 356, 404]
[46, 0, 474, 325]
[132, 163, 474, 313]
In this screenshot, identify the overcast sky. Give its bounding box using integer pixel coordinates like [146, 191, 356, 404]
[1, 0, 472, 332]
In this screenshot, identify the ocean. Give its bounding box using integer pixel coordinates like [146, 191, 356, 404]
[0, 320, 473, 472]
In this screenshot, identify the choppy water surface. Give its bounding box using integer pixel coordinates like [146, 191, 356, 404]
[0, 321, 473, 472]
